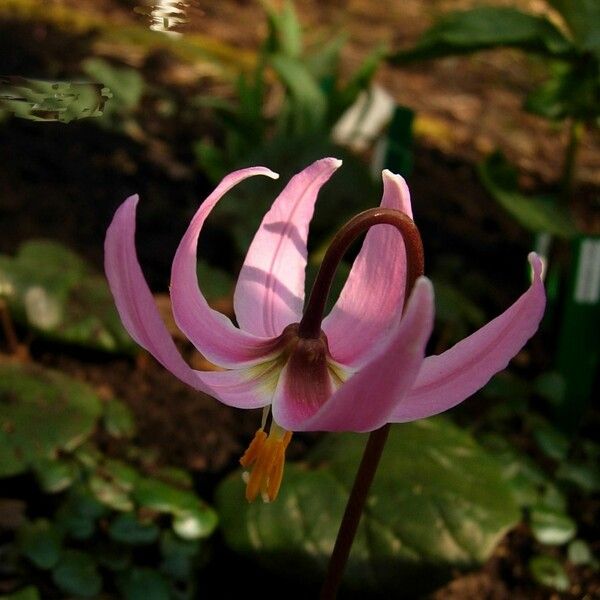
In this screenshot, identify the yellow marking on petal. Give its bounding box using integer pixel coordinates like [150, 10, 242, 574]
[240, 425, 292, 503]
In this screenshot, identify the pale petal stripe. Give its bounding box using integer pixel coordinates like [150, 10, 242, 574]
[234, 158, 342, 338]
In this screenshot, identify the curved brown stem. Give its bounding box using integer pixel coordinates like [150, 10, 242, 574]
[298, 207, 424, 599]
[298, 207, 424, 339]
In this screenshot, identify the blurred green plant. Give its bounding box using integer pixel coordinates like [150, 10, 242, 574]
[476, 369, 599, 592]
[391, 0, 600, 230]
[392, 1, 600, 436]
[194, 0, 386, 179]
[0, 240, 135, 353]
[0, 362, 217, 599]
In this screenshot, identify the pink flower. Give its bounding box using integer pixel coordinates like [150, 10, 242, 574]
[105, 158, 545, 501]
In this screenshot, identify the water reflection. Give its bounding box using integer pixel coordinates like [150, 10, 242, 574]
[134, 0, 189, 36]
[0, 77, 111, 123]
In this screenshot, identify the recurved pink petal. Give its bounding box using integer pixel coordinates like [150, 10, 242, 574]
[104, 195, 271, 409]
[273, 277, 435, 432]
[323, 170, 413, 368]
[391, 253, 546, 422]
[234, 158, 342, 338]
[170, 167, 281, 368]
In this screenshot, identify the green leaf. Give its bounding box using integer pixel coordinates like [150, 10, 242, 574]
[108, 513, 160, 545]
[52, 550, 102, 598]
[81, 58, 144, 129]
[548, 0, 600, 56]
[305, 34, 346, 81]
[0, 363, 102, 477]
[160, 531, 204, 581]
[525, 60, 600, 122]
[17, 519, 63, 570]
[118, 568, 171, 600]
[0, 587, 40, 600]
[556, 461, 600, 492]
[529, 555, 570, 591]
[567, 539, 595, 566]
[477, 152, 578, 238]
[478, 434, 566, 510]
[96, 542, 131, 571]
[532, 423, 570, 461]
[89, 473, 134, 512]
[217, 418, 519, 597]
[56, 486, 107, 540]
[133, 477, 218, 539]
[530, 506, 577, 545]
[32, 458, 79, 493]
[390, 7, 574, 63]
[270, 54, 328, 135]
[262, 0, 302, 58]
[103, 399, 136, 439]
[0, 240, 134, 352]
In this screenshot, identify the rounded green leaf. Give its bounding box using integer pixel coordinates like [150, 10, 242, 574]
[0, 363, 102, 477]
[0, 586, 41, 600]
[160, 531, 204, 581]
[532, 424, 570, 462]
[217, 418, 520, 597]
[530, 506, 577, 545]
[118, 568, 170, 600]
[567, 539, 595, 566]
[0, 240, 134, 352]
[51, 550, 102, 598]
[133, 478, 217, 539]
[108, 513, 160, 545]
[32, 458, 79, 493]
[103, 399, 136, 438]
[529, 555, 570, 592]
[17, 519, 63, 570]
[56, 486, 107, 540]
[89, 474, 134, 512]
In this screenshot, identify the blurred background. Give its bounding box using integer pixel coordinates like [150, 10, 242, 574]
[0, 1, 598, 598]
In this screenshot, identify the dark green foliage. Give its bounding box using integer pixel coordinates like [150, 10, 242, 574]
[1, 362, 216, 599]
[217, 418, 519, 597]
[477, 152, 578, 237]
[0, 240, 135, 353]
[390, 7, 573, 62]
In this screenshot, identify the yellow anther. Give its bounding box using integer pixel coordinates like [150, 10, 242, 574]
[240, 425, 293, 503]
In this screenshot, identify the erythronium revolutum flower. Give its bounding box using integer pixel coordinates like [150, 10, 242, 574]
[105, 157, 546, 502]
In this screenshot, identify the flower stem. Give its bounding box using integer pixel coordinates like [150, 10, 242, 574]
[297, 207, 424, 598]
[320, 423, 391, 600]
[298, 207, 424, 339]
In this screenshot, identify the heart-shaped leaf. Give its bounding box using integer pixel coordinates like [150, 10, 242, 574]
[0, 240, 134, 353]
[216, 418, 519, 597]
[0, 363, 102, 477]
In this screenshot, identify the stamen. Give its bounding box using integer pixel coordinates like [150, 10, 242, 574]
[239, 428, 267, 468]
[239, 425, 292, 502]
